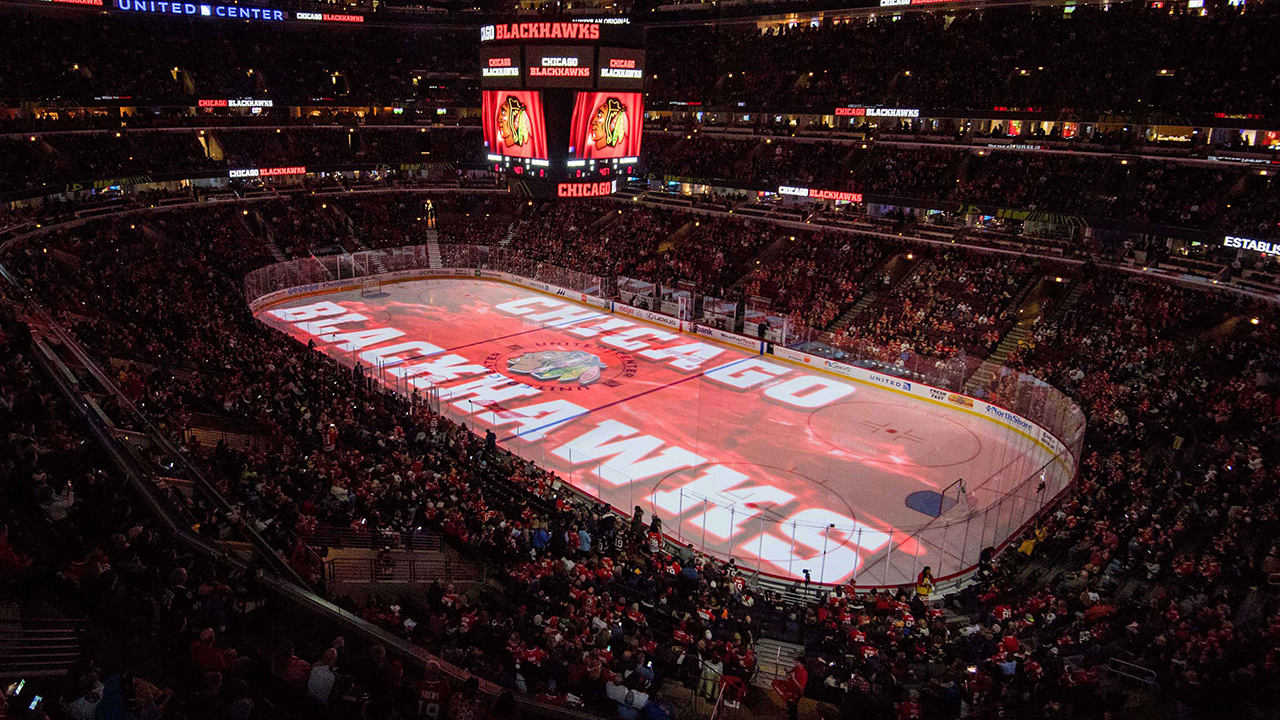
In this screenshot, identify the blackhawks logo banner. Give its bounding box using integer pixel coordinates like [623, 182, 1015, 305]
[483, 90, 549, 160]
[568, 91, 644, 160]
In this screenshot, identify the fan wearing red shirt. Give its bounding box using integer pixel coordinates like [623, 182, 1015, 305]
[417, 662, 452, 720]
[896, 690, 922, 719]
[1000, 635, 1019, 654]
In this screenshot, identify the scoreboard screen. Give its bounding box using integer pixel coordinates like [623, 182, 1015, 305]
[568, 91, 644, 161]
[480, 47, 522, 88]
[597, 47, 646, 90]
[525, 46, 596, 88]
[482, 90, 549, 161]
[479, 22, 644, 197]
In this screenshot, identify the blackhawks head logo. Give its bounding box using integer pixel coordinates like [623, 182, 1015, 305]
[590, 97, 629, 150]
[497, 95, 532, 148]
[508, 350, 606, 385]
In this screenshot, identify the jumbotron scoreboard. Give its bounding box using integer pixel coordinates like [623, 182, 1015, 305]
[480, 21, 645, 198]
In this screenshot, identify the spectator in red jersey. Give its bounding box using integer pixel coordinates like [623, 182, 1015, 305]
[270, 641, 312, 689]
[416, 661, 452, 720]
[897, 689, 923, 719]
[190, 628, 237, 674]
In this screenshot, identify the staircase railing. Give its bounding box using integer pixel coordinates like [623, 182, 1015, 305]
[0, 263, 313, 589]
[325, 555, 485, 585]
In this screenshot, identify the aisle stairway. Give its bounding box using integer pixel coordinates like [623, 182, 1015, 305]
[824, 251, 901, 333]
[182, 412, 275, 454]
[426, 229, 441, 269]
[244, 210, 288, 262]
[500, 220, 524, 248]
[965, 275, 1087, 392]
[830, 253, 928, 333]
[964, 320, 1036, 391]
[0, 606, 86, 679]
[753, 637, 804, 689]
[368, 250, 390, 275]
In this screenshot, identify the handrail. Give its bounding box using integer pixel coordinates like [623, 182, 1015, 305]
[325, 555, 485, 585]
[257, 573, 611, 720]
[23, 327, 231, 564]
[1106, 657, 1158, 687]
[303, 525, 446, 552]
[0, 267, 621, 720]
[0, 261, 310, 588]
[0, 256, 638, 720]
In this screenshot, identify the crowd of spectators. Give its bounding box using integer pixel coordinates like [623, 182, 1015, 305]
[5, 208, 759, 719]
[627, 216, 778, 296]
[640, 136, 1280, 236]
[496, 202, 689, 279]
[738, 232, 889, 332]
[0, 7, 475, 103]
[0, 1, 1279, 718]
[641, 136, 755, 182]
[0, 295, 396, 720]
[833, 251, 1038, 359]
[0, 119, 1273, 244]
[646, 3, 1280, 114]
[3, 181, 1280, 720]
[0, 128, 480, 193]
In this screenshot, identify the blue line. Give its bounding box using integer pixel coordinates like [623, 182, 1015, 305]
[494, 356, 755, 444]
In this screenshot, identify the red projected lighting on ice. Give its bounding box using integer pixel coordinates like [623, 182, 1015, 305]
[258, 280, 1068, 586]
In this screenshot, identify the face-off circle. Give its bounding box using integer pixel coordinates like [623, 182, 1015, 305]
[807, 400, 983, 468]
[485, 340, 636, 392]
[648, 461, 862, 565]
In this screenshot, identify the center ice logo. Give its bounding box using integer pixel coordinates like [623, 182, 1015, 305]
[507, 350, 606, 385]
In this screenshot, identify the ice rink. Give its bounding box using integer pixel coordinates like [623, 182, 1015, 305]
[257, 277, 1073, 587]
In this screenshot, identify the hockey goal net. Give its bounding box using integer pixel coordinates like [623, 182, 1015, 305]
[360, 277, 382, 297]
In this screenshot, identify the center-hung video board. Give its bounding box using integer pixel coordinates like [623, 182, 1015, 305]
[479, 21, 645, 197]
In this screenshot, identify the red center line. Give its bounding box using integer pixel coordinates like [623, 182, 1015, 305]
[493, 356, 755, 444]
[387, 311, 611, 366]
